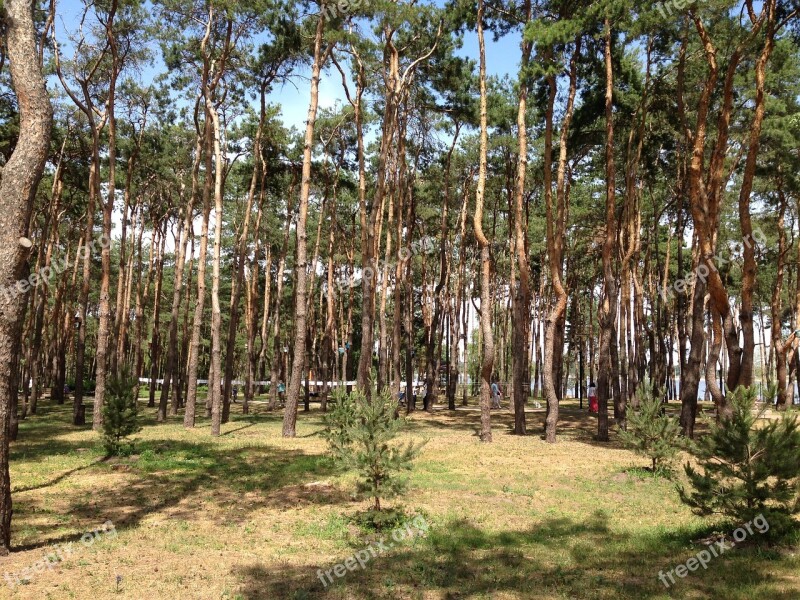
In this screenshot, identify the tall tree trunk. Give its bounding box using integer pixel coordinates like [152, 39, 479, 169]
[475, 0, 493, 442]
[184, 119, 214, 428]
[148, 222, 168, 409]
[283, 15, 326, 437]
[93, 0, 120, 430]
[160, 192, 191, 420]
[267, 179, 294, 409]
[426, 126, 456, 412]
[378, 191, 395, 394]
[0, 0, 52, 553]
[598, 18, 618, 442]
[449, 171, 471, 409]
[223, 86, 266, 423]
[73, 133, 100, 424]
[511, 1, 533, 435]
[543, 38, 580, 443]
[773, 182, 789, 408]
[320, 192, 336, 411]
[162, 114, 202, 418]
[207, 93, 226, 437]
[736, 2, 778, 391]
[356, 39, 395, 393]
[245, 170, 267, 413]
[29, 147, 64, 415]
[113, 123, 145, 373]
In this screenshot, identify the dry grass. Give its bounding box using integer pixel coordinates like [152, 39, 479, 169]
[2, 397, 798, 600]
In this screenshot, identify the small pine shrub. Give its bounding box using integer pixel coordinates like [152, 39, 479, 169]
[323, 387, 422, 516]
[618, 385, 681, 475]
[102, 368, 142, 456]
[679, 386, 800, 536]
[351, 506, 410, 533]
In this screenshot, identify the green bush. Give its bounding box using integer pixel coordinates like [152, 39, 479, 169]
[678, 386, 800, 536]
[618, 385, 681, 475]
[322, 388, 422, 515]
[101, 368, 142, 456]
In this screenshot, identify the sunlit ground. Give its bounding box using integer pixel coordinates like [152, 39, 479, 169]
[3, 396, 799, 599]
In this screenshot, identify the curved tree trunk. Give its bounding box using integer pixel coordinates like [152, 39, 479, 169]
[543, 38, 580, 443]
[511, 0, 533, 435]
[283, 14, 326, 437]
[475, 0, 493, 442]
[207, 92, 226, 437]
[0, 0, 52, 554]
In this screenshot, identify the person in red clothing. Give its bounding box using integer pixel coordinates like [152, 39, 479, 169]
[588, 381, 598, 413]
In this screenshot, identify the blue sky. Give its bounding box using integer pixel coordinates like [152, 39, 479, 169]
[53, 0, 522, 131]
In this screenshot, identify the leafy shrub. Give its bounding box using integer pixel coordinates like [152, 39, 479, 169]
[322, 388, 422, 514]
[618, 385, 682, 475]
[678, 386, 800, 536]
[101, 368, 142, 456]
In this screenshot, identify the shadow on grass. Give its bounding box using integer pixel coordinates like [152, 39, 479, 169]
[231, 511, 798, 600]
[405, 401, 721, 449]
[220, 421, 258, 436]
[31, 441, 344, 544]
[9, 403, 100, 462]
[402, 404, 620, 445]
[12, 457, 106, 493]
[12, 403, 350, 551]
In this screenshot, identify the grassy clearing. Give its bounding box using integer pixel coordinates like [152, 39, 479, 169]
[2, 397, 798, 599]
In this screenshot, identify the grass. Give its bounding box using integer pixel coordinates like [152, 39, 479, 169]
[2, 396, 798, 599]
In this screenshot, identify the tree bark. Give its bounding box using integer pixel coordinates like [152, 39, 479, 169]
[0, 0, 52, 554]
[92, 0, 120, 430]
[283, 14, 326, 437]
[511, 1, 533, 435]
[184, 105, 214, 428]
[207, 90, 226, 437]
[543, 38, 580, 443]
[773, 182, 789, 408]
[598, 19, 618, 442]
[162, 105, 202, 418]
[475, 0, 493, 442]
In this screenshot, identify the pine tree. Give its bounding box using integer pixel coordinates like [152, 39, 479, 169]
[102, 368, 142, 456]
[323, 388, 421, 516]
[679, 386, 800, 535]
[618, 385, 681, 474]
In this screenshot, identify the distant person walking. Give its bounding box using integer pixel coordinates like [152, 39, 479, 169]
[491, 380, 501, 409]
[588, 381, 598, 413]
[277, 381, 286, 406]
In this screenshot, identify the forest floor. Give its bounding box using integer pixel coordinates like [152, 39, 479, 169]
[3, 396, 799, 600]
